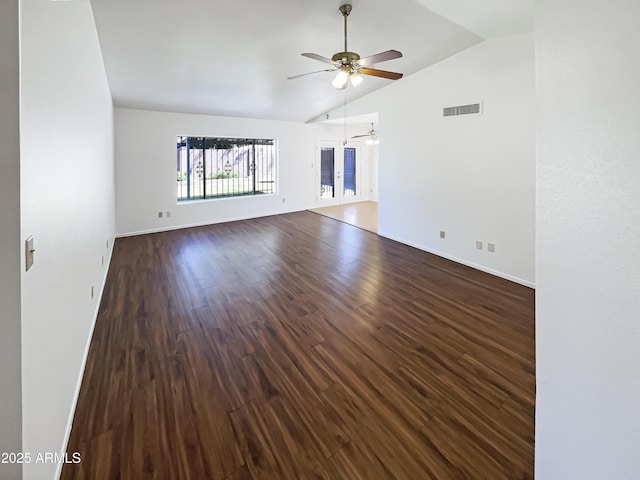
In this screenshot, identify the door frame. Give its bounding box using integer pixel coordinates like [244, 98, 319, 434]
[315, 140, 363, 207]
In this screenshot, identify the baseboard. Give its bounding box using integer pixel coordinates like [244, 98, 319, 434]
[115, 208, 308, 238]
[55, 234, 115, 480]
[378, 231, 535, 289]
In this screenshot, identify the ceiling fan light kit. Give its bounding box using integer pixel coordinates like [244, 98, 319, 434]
[332, 66, 350, 89]
[349, 72, 363, 87]
[288, 4, 404, 90]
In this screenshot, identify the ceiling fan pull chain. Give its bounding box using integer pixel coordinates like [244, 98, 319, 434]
[343, 89, 348, 145]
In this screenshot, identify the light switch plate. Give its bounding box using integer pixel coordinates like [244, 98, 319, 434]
[25, 236, 35, 271]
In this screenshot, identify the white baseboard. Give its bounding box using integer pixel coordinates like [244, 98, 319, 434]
[56, 234, 115, 480]
[115, 208, 308, 238]
[378, 231, 535, 289]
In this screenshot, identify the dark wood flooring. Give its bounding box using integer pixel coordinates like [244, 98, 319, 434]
[62, 210, 535, 480]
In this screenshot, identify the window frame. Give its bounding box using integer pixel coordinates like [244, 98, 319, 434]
[176, 135, 278, 202]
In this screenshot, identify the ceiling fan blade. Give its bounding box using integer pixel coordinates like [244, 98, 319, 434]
[359, 49, 403, 66]
[287, 69, 336, 80]
[301, 53, 336, 65]
[351, 134, 369, 139]
[360, 67, 403, 80]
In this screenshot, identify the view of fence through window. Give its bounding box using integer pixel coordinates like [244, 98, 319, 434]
[176, 136, 277, 201]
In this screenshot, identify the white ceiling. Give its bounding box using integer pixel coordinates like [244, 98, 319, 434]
[90, 0, 532, 123]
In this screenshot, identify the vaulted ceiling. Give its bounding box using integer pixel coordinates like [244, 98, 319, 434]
[90, 0, 532, 123]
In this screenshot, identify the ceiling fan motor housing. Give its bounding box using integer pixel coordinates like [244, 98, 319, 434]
[331, 51, 360, 67]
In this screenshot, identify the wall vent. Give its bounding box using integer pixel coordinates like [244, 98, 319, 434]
[443, 102, 482, 117]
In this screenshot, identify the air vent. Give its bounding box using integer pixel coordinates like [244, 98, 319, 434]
[443, 102, 482, 117]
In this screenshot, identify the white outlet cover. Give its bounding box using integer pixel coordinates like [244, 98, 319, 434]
[476, 241, 483, 250]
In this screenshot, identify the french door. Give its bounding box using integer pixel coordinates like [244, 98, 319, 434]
[316, 142, 361, 206]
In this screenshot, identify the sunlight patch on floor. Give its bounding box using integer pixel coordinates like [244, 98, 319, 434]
[309, 201, 378, 233]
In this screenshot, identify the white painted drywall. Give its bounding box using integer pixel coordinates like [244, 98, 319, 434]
[0, 1, 22, 479]
[20, 0, 116, 478]
[114, 108, 346, 235]
[535, 1, 640, 478]
[319, 35, 535, 286]
[370, 146, 379, 202]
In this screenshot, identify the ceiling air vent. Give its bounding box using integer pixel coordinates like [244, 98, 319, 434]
[443, 102, 482, 117]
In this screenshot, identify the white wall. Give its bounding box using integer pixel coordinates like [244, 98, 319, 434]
[0, 1, 22, 479]
[20, 1, 116, 479]
[321, 35, 535, 286]
[535, 1, 640, 478]
[115, 108, 342, 235]
[368, 145, 379, 202]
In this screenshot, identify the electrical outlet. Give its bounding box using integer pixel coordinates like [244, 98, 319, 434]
[158, 211, 163, 218]
[476, 241, 483, 250]
[166, 211, 171, 218]
[488, 243, 495, 253]
[440, 230, 446, 239]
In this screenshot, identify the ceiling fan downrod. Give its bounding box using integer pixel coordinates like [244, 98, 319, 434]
[332, 4, 360, 67]
[340, 4, 351, 52]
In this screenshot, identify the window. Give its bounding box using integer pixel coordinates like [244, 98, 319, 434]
[176, 136, 277, 201]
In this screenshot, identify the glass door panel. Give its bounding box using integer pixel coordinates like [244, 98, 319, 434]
[320, 147, 335, 200]
[343, 147, 356, 198]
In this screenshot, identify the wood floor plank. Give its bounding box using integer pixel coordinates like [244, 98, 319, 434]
[224, 465, 254, 480]
[312, 341, 430, 429]
[229, 401, 288, 480]
[190, 399, 245, 478]
[241, 347, 349, 458]
[62, 211, 535, 479]
[321, 382, 452, 480]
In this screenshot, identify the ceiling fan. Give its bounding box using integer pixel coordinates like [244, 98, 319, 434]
[287, 4, 403, 90]
[352, 123, 380, 145]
